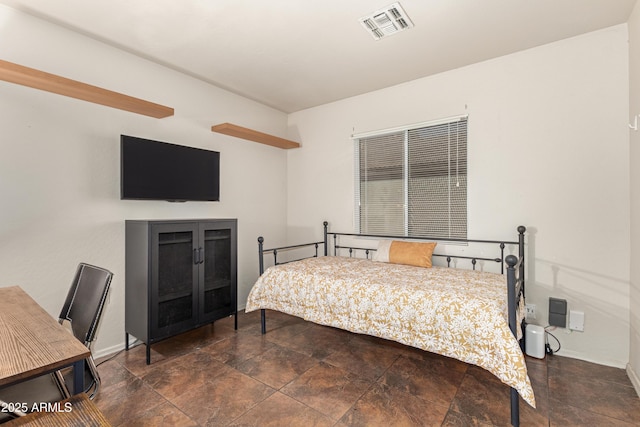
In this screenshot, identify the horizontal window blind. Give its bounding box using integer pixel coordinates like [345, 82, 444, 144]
[355, 116, 467, 239]
[357, 131, 405, 236]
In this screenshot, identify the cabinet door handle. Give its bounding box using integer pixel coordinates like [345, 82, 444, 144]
[193, 248, 199, 265]
[198, 247, 204, 264]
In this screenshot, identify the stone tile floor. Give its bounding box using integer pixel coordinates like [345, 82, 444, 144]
[94, 310, 640, 426]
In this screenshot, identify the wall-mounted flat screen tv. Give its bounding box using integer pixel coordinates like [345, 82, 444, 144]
[121, 135, 220, 202]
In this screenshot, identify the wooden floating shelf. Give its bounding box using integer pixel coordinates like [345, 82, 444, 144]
[211, 123, 300, 149]
[0, 59, 174, 118]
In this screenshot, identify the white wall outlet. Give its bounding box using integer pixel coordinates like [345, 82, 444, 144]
[525, 303, 536, 320]
[569, 310, 585, 331]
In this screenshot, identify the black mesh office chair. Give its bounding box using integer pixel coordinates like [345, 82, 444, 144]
[0, 263, 113, 422]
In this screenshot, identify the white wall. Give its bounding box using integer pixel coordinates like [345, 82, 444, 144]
[0, 5, 290, 357]
[628, 1, 640, 393]
[0, 5, 633, 370]
[287, 25, 631, 367]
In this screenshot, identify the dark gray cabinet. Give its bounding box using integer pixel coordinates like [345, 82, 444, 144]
[125, 219, 237, 364]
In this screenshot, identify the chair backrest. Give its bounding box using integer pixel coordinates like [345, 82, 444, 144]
[59, 263, 113, 347]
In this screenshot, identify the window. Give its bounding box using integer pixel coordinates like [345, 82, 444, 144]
[354, 116, 467, 239]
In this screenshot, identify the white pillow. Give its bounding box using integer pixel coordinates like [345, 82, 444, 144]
[373, 240, 392, 262]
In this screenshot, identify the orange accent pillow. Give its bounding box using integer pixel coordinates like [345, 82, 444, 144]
[388, 241, 437, 268]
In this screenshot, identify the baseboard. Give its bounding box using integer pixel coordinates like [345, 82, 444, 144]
[93, 337, 141, 360]
[93, 308, 247, 361]
[93, 343, 125, 360]
[554, 349, 627, 369]
[628, 363, 640, 397]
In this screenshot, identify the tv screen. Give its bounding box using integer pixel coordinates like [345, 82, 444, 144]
[121, 135, 220, 201]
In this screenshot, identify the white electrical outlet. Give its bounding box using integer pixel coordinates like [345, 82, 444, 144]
[569, 310, 584, 331]
[525, 304, 536, 320]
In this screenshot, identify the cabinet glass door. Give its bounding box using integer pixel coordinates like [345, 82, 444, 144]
[201, 228, 232, 320]
[151, 224, 198, 337]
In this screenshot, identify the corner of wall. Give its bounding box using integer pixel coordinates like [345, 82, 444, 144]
[629, 0, 640, 390]
[628, 363, 640, 397]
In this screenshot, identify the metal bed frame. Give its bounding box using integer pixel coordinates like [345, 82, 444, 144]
[257, 222, 527, 427]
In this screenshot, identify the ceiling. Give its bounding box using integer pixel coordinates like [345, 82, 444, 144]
[0, 0, 636, 113]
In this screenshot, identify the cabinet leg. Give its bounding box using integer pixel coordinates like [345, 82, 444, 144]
[146, 344, 151, 365]
[125, 333, 129, 351]
[234, 311, 238, 330]
[261, 309, 266, 335]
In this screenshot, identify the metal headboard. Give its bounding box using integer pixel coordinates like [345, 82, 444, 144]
[326, 222, 525, 275]
[258, 221, 525, 277]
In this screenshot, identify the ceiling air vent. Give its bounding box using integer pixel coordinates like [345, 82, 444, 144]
[359, 2, 414, 41]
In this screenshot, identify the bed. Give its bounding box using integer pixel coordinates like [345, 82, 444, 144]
[245, 222, 532, 427]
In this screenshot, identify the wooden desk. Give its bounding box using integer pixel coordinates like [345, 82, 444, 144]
[3, 393, 111, 426]
[0, 286, 90, 394]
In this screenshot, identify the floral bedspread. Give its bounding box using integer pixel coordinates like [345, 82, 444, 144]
[245, 256, 535, 407]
